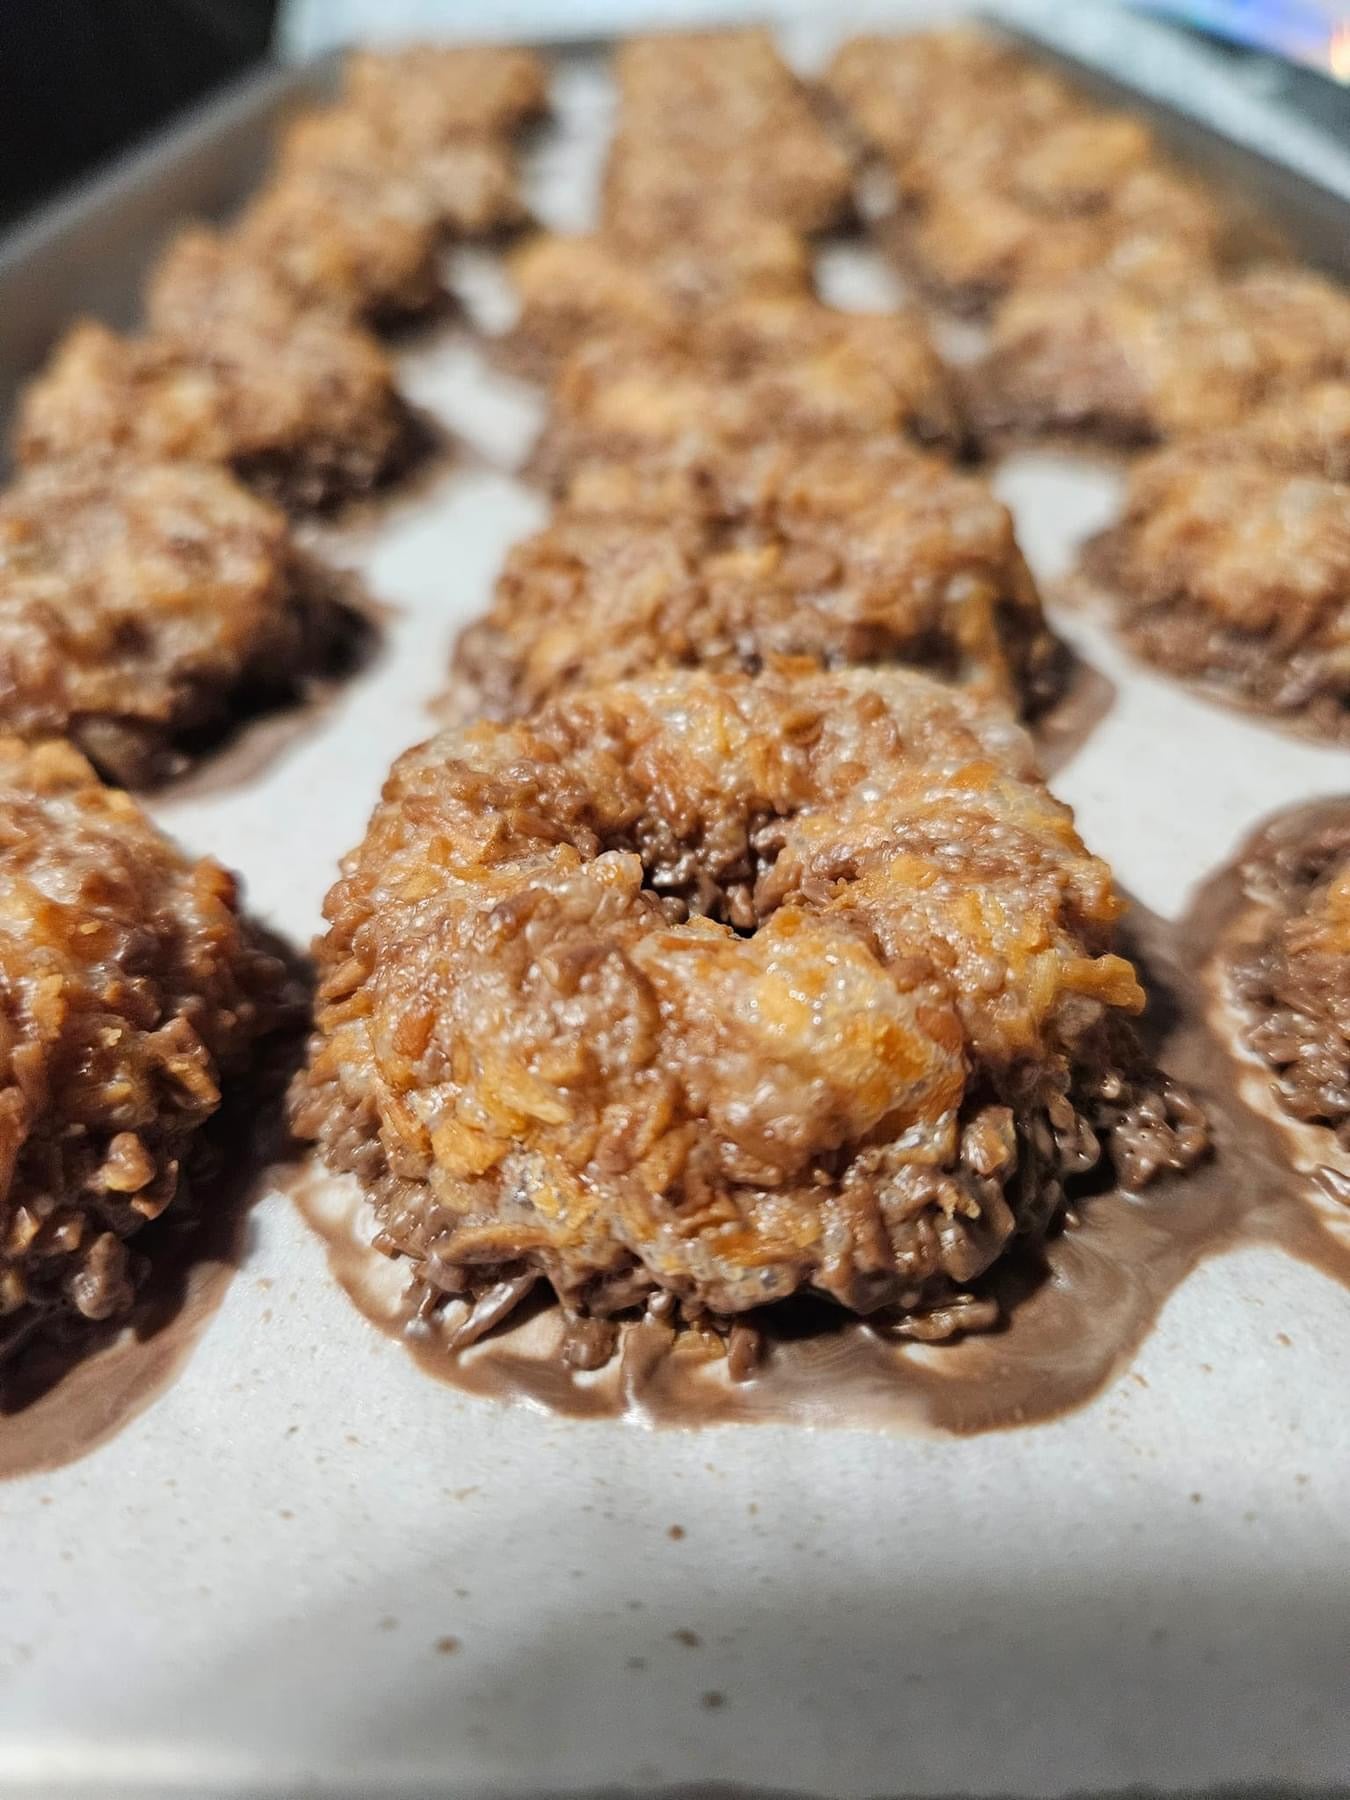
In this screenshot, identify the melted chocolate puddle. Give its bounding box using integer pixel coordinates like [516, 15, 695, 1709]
[0, 1031, 307, 1481]
[291, 864, 1350, 1431]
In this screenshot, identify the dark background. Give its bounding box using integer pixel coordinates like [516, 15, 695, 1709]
[0, 0, 280, 230]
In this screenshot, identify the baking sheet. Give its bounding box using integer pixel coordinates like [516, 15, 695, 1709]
[3, 17, 1350, 1799]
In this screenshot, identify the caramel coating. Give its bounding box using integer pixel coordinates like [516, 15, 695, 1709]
[17, 305, 412, 512]
[277, 106, 526, 240]
[343, 44, 548, 143]
[455, 440, 1059, 720]
[296, 667, 1203, 1341]
[1088, 443, 1350, 740]
[506, 223, 812, 370]
[0, 457, 327, 785]
[536, 298, 963, 483]
[978, 266, 1350, 445]
[0, 738, 295, 1359]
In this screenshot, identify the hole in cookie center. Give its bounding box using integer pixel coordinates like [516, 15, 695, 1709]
[619, 804, 789, 933]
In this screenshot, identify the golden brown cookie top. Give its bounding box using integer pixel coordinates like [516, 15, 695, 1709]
[343, 43, 548, 143]
[0, 736, 293, 1341]
[981, 266, 1350, 442]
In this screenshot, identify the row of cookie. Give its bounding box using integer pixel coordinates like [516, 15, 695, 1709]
[459, 32, 1063, 732]
[824, 27, 1350, 747]
[0, 45, 548, 788]
[0, 46, 550, 1361]
[293, 35, 1211, 1359]
[511, 223, 1350, 466]
[836, 22, 1350, 464]
[20, 43, 548, 504]
[604, 27, 1350, 467]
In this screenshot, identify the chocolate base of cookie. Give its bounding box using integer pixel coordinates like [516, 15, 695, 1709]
[1220, 802, 1350, 1144]
[294, 1013, 1207, 1372]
